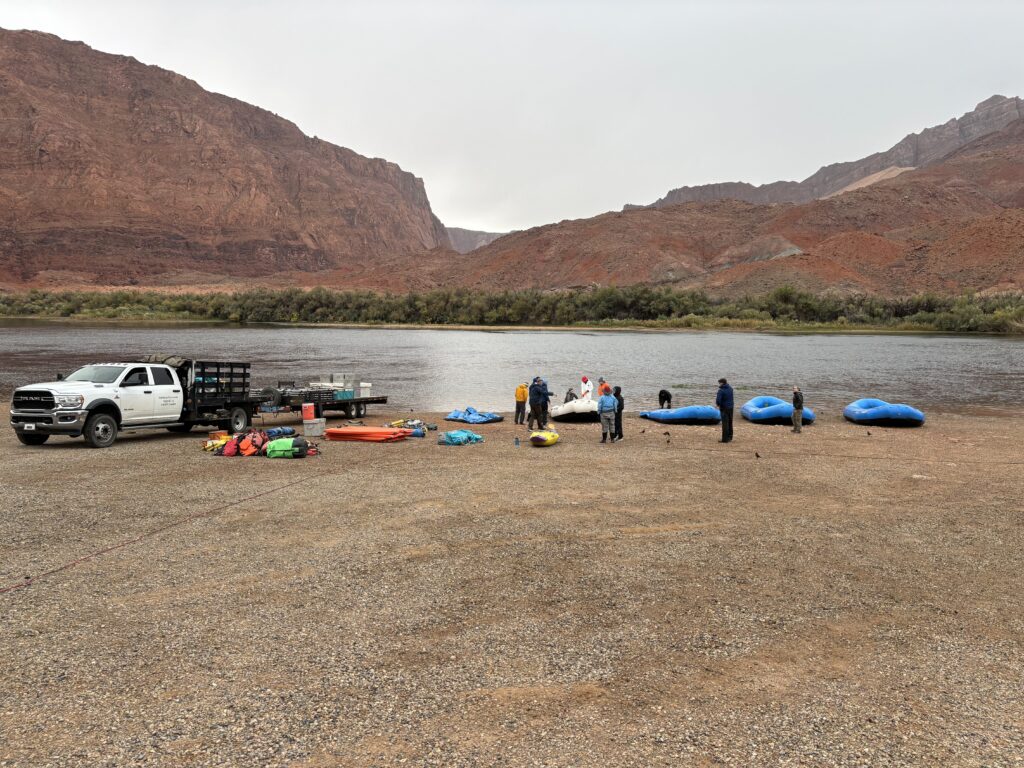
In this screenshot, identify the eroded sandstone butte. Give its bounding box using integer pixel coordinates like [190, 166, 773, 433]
[0, 29, 450, 288]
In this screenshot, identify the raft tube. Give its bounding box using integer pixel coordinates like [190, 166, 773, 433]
[843, 398, 924, 427]
[741, 396, 816, 425]
[550, 399, 600, 422]
[530, 430, 560, 446]
[639, 405, 721, 425]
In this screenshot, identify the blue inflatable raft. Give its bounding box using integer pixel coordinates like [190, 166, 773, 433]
[844, 398, 924, 427]
[741, 396, 816, 425]
[639, 405, 721, 425]
[445, 407, 503, 425]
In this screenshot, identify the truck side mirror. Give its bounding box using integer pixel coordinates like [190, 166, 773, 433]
[56, 373, 64, 381]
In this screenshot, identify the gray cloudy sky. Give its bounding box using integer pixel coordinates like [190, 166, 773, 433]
[1, 0, 1021, 232]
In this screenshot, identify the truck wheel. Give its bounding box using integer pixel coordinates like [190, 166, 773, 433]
[166, 424, 193, 433]
[17, 433, 49, 446]
[84, 413, 118, 448]
[227, 407, 250, 433]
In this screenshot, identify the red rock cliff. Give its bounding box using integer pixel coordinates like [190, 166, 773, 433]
[0, 29, 450, 287]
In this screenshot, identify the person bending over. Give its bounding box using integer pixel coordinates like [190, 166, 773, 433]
[658, 389, 672, 410]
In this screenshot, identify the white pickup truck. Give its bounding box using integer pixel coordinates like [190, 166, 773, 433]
[10, 357, 263, 448]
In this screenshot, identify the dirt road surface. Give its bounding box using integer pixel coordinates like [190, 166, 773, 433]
[2, 411, 1022, 766]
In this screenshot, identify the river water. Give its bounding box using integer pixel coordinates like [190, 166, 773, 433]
[0, 321, 1021, 414]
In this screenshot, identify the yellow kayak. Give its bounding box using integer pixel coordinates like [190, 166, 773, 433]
[530, 430, 559, 447]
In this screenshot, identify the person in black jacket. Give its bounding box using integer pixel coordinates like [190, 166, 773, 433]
[658, 389, 672, 410]
[716, 378, 734, 443]
[791, 385, 804, 433]
[613, 385, 624, 441]
[527, 377, 553, 430]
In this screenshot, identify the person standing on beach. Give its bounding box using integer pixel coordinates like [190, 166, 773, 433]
[514, 382, 529, 425]
[613, 385, 625, 441]
[658, 389, 672, 410]
[528, 377, 553, 430]
[581, 376, 593, 400]
[716, 378, 734, 443]
[791, 385, 804, 433]
[597, 377, 612, 397]
[598, 390, 618, 443]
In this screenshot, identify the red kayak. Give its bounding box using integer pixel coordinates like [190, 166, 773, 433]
[325, 426, 413, 443]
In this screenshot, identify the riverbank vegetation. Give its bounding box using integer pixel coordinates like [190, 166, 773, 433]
[2, 287, 1023, 333]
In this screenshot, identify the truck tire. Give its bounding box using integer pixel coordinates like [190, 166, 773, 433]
[16, 433, 49, 446]
[166, 424, 193, 433]
[84, 413, 118, 448]
[226, 407, 250, 433]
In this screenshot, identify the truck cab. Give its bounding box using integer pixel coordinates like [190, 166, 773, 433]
[11, 363, 187, 447]
[11, 356, 263, 448]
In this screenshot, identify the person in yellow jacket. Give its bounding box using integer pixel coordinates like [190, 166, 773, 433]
[514, 382, 529, 425]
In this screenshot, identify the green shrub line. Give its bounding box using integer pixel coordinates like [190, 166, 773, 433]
[1, 286, 1023, 333]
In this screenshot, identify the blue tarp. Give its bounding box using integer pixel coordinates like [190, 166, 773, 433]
[264, 426, 296, 438]
[445, 407, 504, 424]
[741, 396, 816, 425]
[438, 429, 484, 446]
[844, 398, 924, 427]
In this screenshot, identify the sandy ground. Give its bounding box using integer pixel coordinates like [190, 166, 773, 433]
[1, 409, 1022, 767]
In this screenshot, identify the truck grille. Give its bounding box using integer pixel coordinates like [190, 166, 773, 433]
[12, 390, 55, 410]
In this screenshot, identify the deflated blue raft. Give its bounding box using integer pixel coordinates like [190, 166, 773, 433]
[844, 398, 924, 427]
[445, 407, 503, 424]
[741, 396, 816, 425]
[640, 405, 721, 425]
[438, 429, 484, 446]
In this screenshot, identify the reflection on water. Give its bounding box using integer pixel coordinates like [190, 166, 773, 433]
[0, 322, 1021, 413]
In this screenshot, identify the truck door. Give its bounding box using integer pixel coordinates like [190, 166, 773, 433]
[150, 366, 184, 421]
[117, 366, 155, 422]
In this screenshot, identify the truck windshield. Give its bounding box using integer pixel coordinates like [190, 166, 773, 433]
[64, 365, 126, 384]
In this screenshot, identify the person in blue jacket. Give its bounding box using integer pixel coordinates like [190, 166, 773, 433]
[598, 391, 618, 443]
[528, 376, 553, 430]
[716, 377, 734, 443]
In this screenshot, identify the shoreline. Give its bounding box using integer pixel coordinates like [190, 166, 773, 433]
[0, 314, 1017, 337]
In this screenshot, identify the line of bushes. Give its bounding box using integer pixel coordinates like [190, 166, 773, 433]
[1, 286, 1023, 333]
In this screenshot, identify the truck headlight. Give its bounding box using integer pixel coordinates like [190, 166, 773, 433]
[55, 394, 84, 409]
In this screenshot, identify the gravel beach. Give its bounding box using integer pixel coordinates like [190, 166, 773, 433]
[1, 410, 1022, 766]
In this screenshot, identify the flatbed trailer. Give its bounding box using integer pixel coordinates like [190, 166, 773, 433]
[259, 387, 388, 419]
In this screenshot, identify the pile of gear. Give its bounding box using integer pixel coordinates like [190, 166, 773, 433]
[208, 427, 318, 458]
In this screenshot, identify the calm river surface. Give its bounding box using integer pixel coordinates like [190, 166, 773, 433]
[1, 321, 1021, 413]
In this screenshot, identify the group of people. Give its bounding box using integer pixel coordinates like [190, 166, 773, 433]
[514, 375, 625, 443]
[515, 376, 805, 445]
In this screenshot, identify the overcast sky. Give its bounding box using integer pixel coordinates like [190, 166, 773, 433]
[1, 0, 1021, 231]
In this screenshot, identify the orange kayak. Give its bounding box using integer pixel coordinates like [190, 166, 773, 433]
[325, 426, 413, 443]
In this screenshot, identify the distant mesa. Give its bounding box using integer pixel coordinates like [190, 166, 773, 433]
[627, 95, 1024, 209]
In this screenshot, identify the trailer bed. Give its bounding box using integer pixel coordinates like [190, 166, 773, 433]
[262, 388, 388, 419]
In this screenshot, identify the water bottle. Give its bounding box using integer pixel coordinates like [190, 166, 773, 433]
[514, 437, 520, 447]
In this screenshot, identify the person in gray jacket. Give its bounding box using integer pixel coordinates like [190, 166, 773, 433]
[792, 386, 804, 433]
